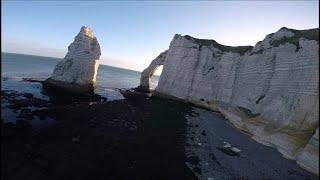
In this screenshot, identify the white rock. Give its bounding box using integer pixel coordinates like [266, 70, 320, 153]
[138, 50, 167, 92]
[44, 26, 101, 93]
[140, 27, 319, 174]
[222, 142, 231, 148]
[296, 128, 319, 175]
[231, 147, 242, 153]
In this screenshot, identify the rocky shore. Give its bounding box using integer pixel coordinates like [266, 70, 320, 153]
[139, 27, 319, 175]
[1, 79, 195, 180]
[1, 79, 318, 179]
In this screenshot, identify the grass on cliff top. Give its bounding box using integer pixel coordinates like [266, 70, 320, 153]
[182, 35, 253, 55]
[271, 27, 319, 48]
[180, 27, 319, 55]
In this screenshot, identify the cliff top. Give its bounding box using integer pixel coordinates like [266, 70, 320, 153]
[176, 27, 318, 55]
[267, 27, 318, 48]
[178, 34, 253, 55]
[79, 26, 95, 39]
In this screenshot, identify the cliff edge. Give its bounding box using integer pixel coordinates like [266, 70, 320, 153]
[140, 27, 319, 175]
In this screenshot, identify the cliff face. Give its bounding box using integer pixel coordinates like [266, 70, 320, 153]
[138, 50, 167, 92]
[143, 27, 319, 174]
[45, 26, 101, 93]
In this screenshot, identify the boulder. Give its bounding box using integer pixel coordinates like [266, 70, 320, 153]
[219, 141, 242, 156]
[296, 128, 319, 175]
[44, 26, 101, 94]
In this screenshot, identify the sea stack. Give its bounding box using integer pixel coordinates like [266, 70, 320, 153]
[44, 26, 101, 94]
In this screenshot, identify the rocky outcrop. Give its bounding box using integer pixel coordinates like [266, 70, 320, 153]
[44, 26, 101, 94]
[137, 50, 167, 92]
[141, 27, 319, 175]
[296, 128, 319, 174]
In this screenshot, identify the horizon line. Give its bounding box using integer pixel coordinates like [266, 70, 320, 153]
[1, 51, 144, 73]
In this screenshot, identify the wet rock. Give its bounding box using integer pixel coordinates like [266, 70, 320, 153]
[218, 141, 242, 156]
[186, 156, 199, 165]
[231, 147, 242, 154]
[193, 167, 202, 174]
[34, 158, 49, 167]
[222, 141, 231, 149]
[15, 120, 31, 130]
[2, 122, 16, 139]
[21, 93, 34, 99]
[72, 135, 80, 142]
[201, 130, 206, 136]
[18, 108, 33, 120]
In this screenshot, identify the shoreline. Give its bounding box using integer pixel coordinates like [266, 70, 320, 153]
[1, 79, 318, 179]
[147, 90, 319, 176]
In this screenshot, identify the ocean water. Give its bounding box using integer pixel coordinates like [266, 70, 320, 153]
[1, 53, 159, 99]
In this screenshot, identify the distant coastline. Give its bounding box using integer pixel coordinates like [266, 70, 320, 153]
[1, 52, 148, 75]
[1, 52, 62, 61]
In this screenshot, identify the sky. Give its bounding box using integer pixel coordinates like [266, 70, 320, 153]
[2, 1, 319, 73]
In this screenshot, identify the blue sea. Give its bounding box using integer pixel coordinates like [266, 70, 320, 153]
[1, 53, 159, 100]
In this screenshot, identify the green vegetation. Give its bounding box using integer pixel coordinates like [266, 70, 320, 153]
[178, 28, 319, 56]
[182, 35, 253, 55]
[271, 27, 319, 50]
[237, 107, 261, 118]
[250, 49, 264, 55]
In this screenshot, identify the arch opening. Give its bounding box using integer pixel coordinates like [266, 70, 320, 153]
[150, 65, 163, 90]
[138, 50, 167, 92]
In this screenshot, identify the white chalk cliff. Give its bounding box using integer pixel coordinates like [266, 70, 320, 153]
[138, 50, 167, 91]
[44, 26, 101, 93]
[140, 27, 319, 175]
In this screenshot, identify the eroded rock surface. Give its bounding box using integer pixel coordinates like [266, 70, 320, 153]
[44, 26, 101, 93]
[296, 128, 319, 174]
[141, 27, 319, 175]
[138, 50, 167, 92]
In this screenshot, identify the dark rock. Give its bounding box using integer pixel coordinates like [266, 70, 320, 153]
[201, 130, 206, 136]
[217, 142, 242, 156]
[21, 93, 34, 99]
[72, 135, 80, 142]
[192, 167, 202, 174]
[18, 108, 33, 120]
[186, 156, 199, 165]
[34, 158, 49, 167]
[15, 120, 31, 129]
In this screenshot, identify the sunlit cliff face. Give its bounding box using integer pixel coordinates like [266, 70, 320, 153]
[92, 60, 100, 86]
[47, 26, 101, 93]
[81, 26, 95, 39]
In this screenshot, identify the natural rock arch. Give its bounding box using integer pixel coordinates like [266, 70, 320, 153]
[138, 50, 167, 92]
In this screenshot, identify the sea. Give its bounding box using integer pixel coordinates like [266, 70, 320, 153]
[1, 53, 317, 179]
[1, 52, 159, 100]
